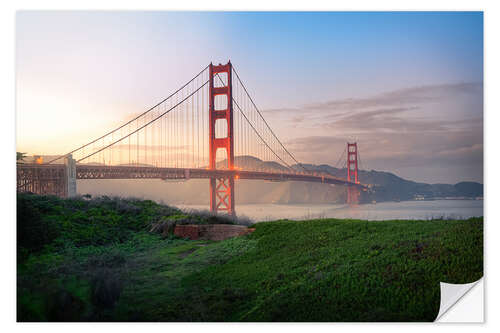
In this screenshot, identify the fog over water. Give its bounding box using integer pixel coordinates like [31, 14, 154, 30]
[77, 179, 482, 222]
[178, 200, 483, 222]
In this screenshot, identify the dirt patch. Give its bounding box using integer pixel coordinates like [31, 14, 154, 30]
[410, 241, 429, 260]
[178, 248, 198, 258]
[174, 224, 256, 241]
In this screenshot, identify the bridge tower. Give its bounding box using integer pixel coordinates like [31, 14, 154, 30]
[346, 142, 360, 204]
[209, 62, 235, 215]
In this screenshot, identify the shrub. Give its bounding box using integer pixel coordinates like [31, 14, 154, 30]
[17, 194, 61, 259]
[180, 209, 253, 226]
[90, 268, 123, 310]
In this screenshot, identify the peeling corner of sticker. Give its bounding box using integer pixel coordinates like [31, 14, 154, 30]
[435, 278, 483, 322]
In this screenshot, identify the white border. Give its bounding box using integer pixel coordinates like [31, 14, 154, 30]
[437, 279, 484, 322]
[2, 1, 497, 332]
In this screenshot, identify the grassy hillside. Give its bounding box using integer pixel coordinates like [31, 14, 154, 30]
[17, 194, 483, 322]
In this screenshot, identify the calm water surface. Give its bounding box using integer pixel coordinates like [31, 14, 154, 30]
[178, 200, 483, 222]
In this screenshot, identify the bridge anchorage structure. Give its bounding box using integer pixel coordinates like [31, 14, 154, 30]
[16, 61, 368, 215]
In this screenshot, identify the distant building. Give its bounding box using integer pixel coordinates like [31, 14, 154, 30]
[33, 155, 43, 164]
[23, 155, 64, 164]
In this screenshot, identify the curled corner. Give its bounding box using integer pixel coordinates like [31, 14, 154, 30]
[435, 278, 483, 322]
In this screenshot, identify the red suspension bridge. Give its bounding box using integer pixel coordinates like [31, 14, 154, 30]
[17, 61, 367, 215]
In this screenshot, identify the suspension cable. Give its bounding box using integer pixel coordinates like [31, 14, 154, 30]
[231, 66, 309, 173]
[77, 80, 209, 163]
[335, 146, 347, 170]
[358, 146, 363, 171]
[214, 73, 295, 171]
[47, 65, 210, 164]
[232, 98, 294, 170]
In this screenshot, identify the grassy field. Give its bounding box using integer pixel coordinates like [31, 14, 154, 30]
[17, 194, 483, 322]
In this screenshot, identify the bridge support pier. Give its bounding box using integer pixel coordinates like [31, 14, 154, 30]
[210, 176, 235, 215]
[64, 154, 77, 197]
[16, 155, 76, 198]
[347, 186, 359, 205]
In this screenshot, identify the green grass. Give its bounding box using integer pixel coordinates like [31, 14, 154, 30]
[17, 194, 483, 322]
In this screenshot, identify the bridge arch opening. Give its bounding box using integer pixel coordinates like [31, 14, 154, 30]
[214, 147, 229, 169]
[214, 94, 228, 111]
[215, 118, 228, 139]
[214, 72, 228, 88]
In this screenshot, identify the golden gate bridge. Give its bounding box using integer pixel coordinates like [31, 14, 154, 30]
[16, 61, 367, 215]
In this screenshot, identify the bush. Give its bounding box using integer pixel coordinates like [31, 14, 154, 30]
[16, 194, 253, 261]
[180, 209, 254, 226]
[90, 268, 123, 310]
[17, 194, 181, 256]
[17, 194, 61, 259]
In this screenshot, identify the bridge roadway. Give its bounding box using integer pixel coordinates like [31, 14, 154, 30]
[17, 163, 366, 191]
[75, 164, 366, 188]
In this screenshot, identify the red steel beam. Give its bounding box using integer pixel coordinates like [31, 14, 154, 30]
[209, 62, 235, 215]
[346, 142, 360, 204]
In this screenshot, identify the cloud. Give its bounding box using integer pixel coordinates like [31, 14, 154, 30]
[321, 106, 438, 133]
[291, 115, 305, 123]
[285, 128, 482, 181]
[284, 136, 347, 153]
[285, 129, 482, 182]
[305, 82, 483, 112]
[319, 107, 483, 134]
[275, 82, 483, 183]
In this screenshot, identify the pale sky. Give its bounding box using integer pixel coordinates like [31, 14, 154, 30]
[16, 11, 483, 183]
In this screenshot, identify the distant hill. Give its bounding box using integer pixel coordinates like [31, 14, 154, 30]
[454, 182, 484, 198]
[291, 163, 483, 201]
[218, 156, 483, 202]
[215, 155, 290, 172]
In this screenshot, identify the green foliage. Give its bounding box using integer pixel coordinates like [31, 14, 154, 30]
[17, 151, 27, 162]
[17, 194, 483, 322]
[17, 194, 61, 260]
[17, 193, 180, 258]
[168, 218, 482, 322]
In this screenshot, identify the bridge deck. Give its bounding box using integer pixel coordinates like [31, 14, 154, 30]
[17, 163, 366, 193]
[73, 164, 365, 189]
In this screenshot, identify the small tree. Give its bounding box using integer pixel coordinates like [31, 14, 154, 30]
[17, 152, 27, 163]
